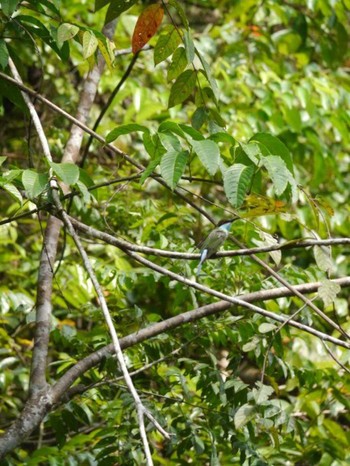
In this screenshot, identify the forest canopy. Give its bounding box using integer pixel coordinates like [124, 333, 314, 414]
[0, 0, 349, 464]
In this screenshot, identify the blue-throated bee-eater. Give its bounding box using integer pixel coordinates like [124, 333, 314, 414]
[196, 218, 238, 275]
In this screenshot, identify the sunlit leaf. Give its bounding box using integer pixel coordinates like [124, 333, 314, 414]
[251, 133, 294, 174]
[262, 156, 290, 196]
[57, 23, 79, 44]
[234, 404, 255, 429]
[82, 30, 98, 59]
[160, 149, 188, 190]
[50, 162, 79, 186]
[224, 164, 254, 208]
[191, 139, 220, 176]
[22, 170, 49, 199]
[318, 279, 341, 307]
[314, 245, 332, 273]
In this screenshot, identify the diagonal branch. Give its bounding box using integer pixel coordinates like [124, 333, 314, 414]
[51, 276, 350, 407]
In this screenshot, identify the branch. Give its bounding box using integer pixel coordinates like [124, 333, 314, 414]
[51, 276, 350, 407]
[6, 52, 167, 465]
[68, 217, 350, 336]
[0, 71, 213, 222]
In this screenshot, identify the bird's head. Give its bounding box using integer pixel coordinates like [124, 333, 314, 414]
[217, 216, 239, 229]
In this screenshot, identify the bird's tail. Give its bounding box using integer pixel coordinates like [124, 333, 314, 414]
[196, 249, 208, 276]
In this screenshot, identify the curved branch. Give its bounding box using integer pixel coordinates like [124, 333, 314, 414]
[51, 276, 350, 404]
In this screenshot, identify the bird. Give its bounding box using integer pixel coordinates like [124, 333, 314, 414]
[196, 218, 237, 276]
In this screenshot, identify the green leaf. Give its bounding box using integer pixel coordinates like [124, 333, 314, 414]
[191, 106, 207, 130]
[223, 164, 254, 208]
[250, 133, 294, 174]
[57, 23, 79, 44]
[0, 40, 9, 69]
[259, 323, 277, 333]
[154, 26, 182, 66]
[0, 156, 7, 167]
[197, 51, 219, 103]
[106, 124, 148, 143]
[167, 47, 187, 82]
[50, 162, 79, 186]
[1, 0, 19, 16]
[240, 142, 262, 165]
[105, 0, 137, 23]
[140, 156, 162, 184]
[22, 170, 49, 199]
[318, 279, 341, 307]
[96, 34, 115, 70]
[313, 245, 333, 273]
[3, 183, 22, 204]
[82, 30, 98, 59]
[191, 139, 220, 176]
[183, 30, 195, 63]
[168, 70, 196, 108]
[262, 156, 289, 196]
[159, 131, 182, 152]
[168, 0, 189, 29]
[234, 404, 255, 429]
[94, 0, 110, 12]
[160, 149, 188, 190]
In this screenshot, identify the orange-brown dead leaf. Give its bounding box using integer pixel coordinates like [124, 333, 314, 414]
[132, 4, 164, 54]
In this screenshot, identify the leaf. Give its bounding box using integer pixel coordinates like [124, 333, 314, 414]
[234, 404, 255, 429]
[0, 156, 7, 167]
[160, 149, 188, 190]
[82, 31, 98, 59]
[57, 23, 79, 44]
[106, 124, 149, 143]
[240, 142, 262, 165]
[259, 323, 277, 333]
[250, 133, 294, 174]
[191, 107, 207, 130]
[95, 0, 110, 12]
[191, 139, 220, 176]
[223, 164, 254, 208]
[140, 156, 162, 184]
[183, 30, 195, 63]
[197, 51, 219, 103]
[318, 279, 341, 307]
[0, 40, 9, 69]
[50, 162, 79, 186]
[132, 4, 164, 54]
[256, 231, 281, 266]
[154, 26, 181, 66]
[105, 0, 137, 23]
[159, 131, 182, 152]
[22, 170, 49, 199]
[168, 70, 196, 108]
[1, 0, 19, 16]
[96, 34, 115, 69]
[314, 245, 333, 273]
[3, 183, 22, 204]
[167, 47, 187, 82]
[262, 156, 290, 196]
[168, 0, 189, 29]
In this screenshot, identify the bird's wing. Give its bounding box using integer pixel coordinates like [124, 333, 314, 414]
[201, 229, 229, 259]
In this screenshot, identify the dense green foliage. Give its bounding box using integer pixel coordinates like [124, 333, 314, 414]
[0, 0, 349, 464]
